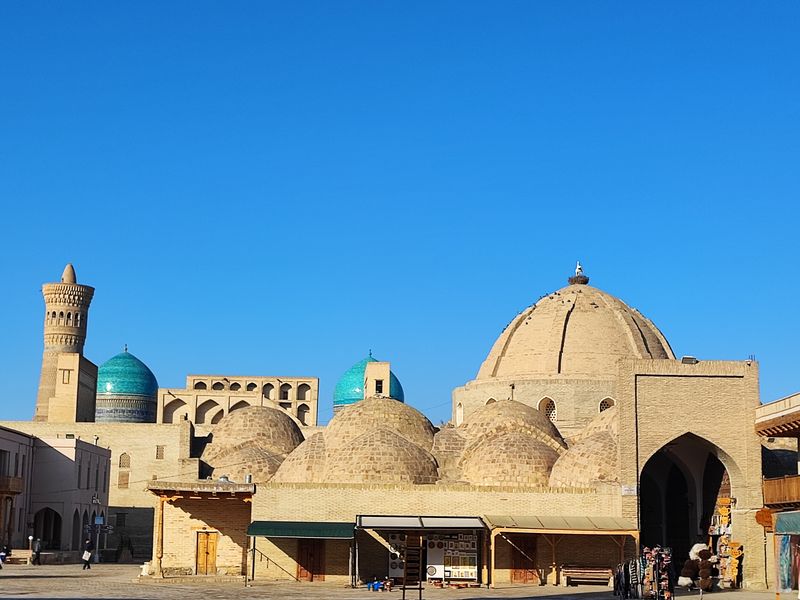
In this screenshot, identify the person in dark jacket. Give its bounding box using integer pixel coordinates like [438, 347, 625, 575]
[32, 538, 42, 565]
[82, 538, 94, 570]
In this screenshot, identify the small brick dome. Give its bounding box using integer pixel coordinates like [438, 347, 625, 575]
[458, 399, 566, 453]
[322, 429, 438, 485]
[202, 406, 303, 464]
[550, 405, 619, 488]
[549, 431, 618, 488]
[209, 445, 285, 484]
[325, 396, 435, 452]
[272, 432, 327, 484]
[459, 431, 560, 487]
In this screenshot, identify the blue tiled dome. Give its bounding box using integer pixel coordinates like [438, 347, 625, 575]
[333, 355, 404, 412]
[95, 350, 158, 423]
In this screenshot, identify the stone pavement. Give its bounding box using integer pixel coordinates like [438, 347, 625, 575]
[0, 564, 781, 600]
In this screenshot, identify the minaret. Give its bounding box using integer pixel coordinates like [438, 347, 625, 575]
[33, 264, 95, 421]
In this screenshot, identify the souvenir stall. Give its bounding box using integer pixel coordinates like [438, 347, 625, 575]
[707, 494, 742, 588]
[615, 546, 674, 600]
[356, 515, 485, 587]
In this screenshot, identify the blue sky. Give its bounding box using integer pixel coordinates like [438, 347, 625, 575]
[1, 2, 798, 424]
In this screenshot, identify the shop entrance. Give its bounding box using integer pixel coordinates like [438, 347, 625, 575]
[196, 531, 218, 575]
[297, 538, 325, 581]
[639, 433, 731, 563]
[509, 535, 539, 584]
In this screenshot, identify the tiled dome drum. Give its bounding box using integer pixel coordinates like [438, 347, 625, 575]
[95, 350, 158, 423]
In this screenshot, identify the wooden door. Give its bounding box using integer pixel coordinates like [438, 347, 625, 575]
[510, 535, 539, 584]
[196, 531, 218, 575]
[297, 538, 325, 582]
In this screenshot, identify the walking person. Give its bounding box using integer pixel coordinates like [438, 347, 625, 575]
[32, 538, 42, 565]
[82, 538, 94, 570]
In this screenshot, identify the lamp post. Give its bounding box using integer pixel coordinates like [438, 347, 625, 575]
[91, 495, 101, 563]
[27, 535, 33, 565]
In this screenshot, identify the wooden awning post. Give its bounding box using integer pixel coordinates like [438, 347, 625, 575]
[154, 496, 165, 578]
[490, 529, 498, 588]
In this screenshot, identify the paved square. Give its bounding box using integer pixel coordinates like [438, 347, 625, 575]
[0, 564, 778, 600]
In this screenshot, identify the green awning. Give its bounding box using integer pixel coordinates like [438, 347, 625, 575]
[247, 520, 355, 539]
[776, 511, 800, 534]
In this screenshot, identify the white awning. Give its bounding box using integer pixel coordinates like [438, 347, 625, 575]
[357, 515, 486, 530]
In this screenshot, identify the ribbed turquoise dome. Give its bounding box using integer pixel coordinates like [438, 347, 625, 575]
[97, 351, 158, 396]
[95, 350, 158, 423]
[333, 355, 404, 411]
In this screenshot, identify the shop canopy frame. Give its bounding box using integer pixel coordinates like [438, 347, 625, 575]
[483, 515, 640, 588]
[356, 515, 486, 530]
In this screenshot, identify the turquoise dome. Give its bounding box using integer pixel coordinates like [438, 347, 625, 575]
[95, 350, 158, 423]
[333, 355, 404, 411]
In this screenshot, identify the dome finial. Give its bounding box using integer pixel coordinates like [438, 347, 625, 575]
[568, 260, 590, 285]
[123, 344, 128, 353]
[369, 349, 372, 358]
[61, 263, 77, 284]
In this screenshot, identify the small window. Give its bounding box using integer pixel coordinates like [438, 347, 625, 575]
[599, 398, 614, 412]
[155, 445, 165, 460]
[229, 382, 241, 391]
[211, 381, 224, 391]
[76, 312, 82, 327]
[279, 383, 291, 401]
[118, 472, 129, 489]
[116, 513, 127, 527]
[119, 453, 130, 469]
[194, 381, 207, 390]
[246, 382, 257, 392]
[375, 379, 384, 394]
[543, 399, 557, 422]
[279, 402, 292, 411]
[66, 312, 73, 326]
[61, 369, 71, 385]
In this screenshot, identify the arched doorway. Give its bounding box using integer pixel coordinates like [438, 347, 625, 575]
[639, 433, 734, 563]
[33, 508, 62, 550]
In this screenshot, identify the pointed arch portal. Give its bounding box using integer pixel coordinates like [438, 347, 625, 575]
[639, 433, 735, 563]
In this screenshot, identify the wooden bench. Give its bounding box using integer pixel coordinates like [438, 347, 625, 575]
[560, 565, 614, 587]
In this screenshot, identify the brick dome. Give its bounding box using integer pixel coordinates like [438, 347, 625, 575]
[275, 397, 439, 485]
[550, 406, 619, 488]
[476, 282, 674, 380]
[322, 429, 438, 485]
[325, 396, 435, 452]
[272, 432, 327, 484]
[209, 444, 285, 483]
[549, 431, 619, 488]
[202, 406, 303, 464]
[458, 399, 566, 453]
[459, 431, 560, 487]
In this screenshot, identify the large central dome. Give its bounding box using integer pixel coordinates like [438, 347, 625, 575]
[476, 280, 674, 379]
